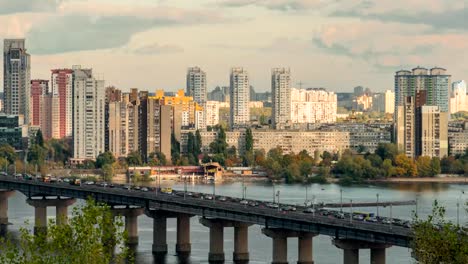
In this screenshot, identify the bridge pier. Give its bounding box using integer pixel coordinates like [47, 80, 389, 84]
[0, 190, 14, 235]
[263, 228, 317, 264]
[333, 239, 390, 264]
[26, 197, 76, 235]
[176, 214, 192, 257]
[111, 207, 143, 245]
[200, 218, 225, 263]
[233, 223, 250, 264]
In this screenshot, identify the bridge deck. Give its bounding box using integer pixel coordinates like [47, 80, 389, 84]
[0, 177, 412, 247]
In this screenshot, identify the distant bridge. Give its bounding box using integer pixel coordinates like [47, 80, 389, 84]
[0, 177, 412, 264]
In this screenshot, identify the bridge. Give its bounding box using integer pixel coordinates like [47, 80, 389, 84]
[0, 177, 412, 264]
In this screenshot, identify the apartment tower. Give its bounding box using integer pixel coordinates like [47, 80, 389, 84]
[271, 68, 291, 129]
[3, 39, 31, 124]
[230, 67, 250, 128]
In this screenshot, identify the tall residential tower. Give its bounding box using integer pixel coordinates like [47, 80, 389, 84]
[186, 66, 207, 105]
[271, 68, 291, 129]
[230, 67, 250, 128]
[3, 39, 31, 124]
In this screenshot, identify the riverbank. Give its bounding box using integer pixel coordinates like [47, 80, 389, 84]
[369, 177, 468, 184]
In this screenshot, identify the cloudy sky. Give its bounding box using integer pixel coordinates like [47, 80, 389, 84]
[1, 0, 467, 93]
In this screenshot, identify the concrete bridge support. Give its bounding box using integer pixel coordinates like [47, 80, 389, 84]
[111, 207, 143, 245]
[0, 190, 14, 235]
[263, 228, 317, 264]
[176, 214, 192, 257]
[26, 197, 76, 235]
[200, 218, 225, 263]
[333, 239, 390, 264]
[233, 223, 250, 264]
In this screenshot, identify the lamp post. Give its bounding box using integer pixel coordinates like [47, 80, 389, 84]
[305, 185, 308, 205]
[376, 193, 380, 218]
[276, 190, 280, 211]
[244, 186, 247, 200]
[415, 194, 419, 218]
[350, 199, 353, 223]
[312, 195, 316, 217]
[212, 181, 216, 203]
[273, 183, 276, 203]
[340, 189, 343, 213]
[158, 165, 161, 192]
[184, 176, 187, 200]
[457, 191, 464, 227]
[390, 203, 393, 229]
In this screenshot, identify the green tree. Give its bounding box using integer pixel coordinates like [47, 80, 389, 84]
[375, 143, 399, 161]
[416, 156, 432, 177]
[46, 138, 72, 165]
[28, 144, 48, 168]
[0, 199, 132, 264]
[102, 164, 114, 182]
[245, 128, 253, 152]
[411, 201, 468, 264]
[126, 151, 142, 166]
[0, 144, 17, 164]
[0, 157, 8, 172]
[148, 152, 167, 166]
[381, 158, 394, 178]
[171, 133, 181, 165]
[35, 129, 44, 147]
[95, 151, 116, 169]
[430, 157, 441, 176]
[195, 130, 202, 158]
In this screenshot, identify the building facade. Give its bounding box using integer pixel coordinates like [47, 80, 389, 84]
[395, 71, 449, 159]
[204, 101, 220, 127]
[71, 66, 105, 162]
[448, 121, 468, 156]
[3, 39, 31, 124]
[195, 129, 349, 156]
[230, 67, 250, 128]
[450, 80, 467, 113]
[290, 88, 337, 124]
[30, 80, 49, 127]
[0, 114, 27, 150]
[50, 69, 74, 138]
[271, 68, 291, 129]
[146, 97, 172, 160]
[186, 66, 207, 105]
[372, 90, 395, 114]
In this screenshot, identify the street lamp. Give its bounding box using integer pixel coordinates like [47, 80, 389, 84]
[276, 190, 280, 211]
[212, 181, 216, 203]
[340, 189, 343, 213]
[350, 199, 353, 223]
[184, 175, 187, 200]
[272, 183, 276, 203]
[305, 185, 309, 205]
[312, 195, 316, 217]
[457, 191, 464, 227]
[390, 203, 393, 229]
[376, 193, 380, 218]
[244, 186, 247, 200]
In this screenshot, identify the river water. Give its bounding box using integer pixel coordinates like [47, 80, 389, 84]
[4, 180, 467, 264]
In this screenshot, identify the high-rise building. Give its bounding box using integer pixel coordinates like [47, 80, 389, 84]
[146, 97, 172, 160]
[395, 67, 450, 158]
[104, 86, 122, 152]
[290, 88, 337, 124]
[50, 69, 74, 138]
[186, 66, 207, 105]
[3, 39, 31, 124]
[30, 80, 49, 127]
[205, 101, 220, 127]
[450, 80, 467, 113]
[71, 66, 105, 162]
[0, 92, 3, 112]
[271, 68, 291, 129]
[372, 90, 395, 114]
[230, 67, 250, 128]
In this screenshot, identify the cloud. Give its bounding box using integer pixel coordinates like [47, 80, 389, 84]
[331, 0, 468, 31]
[25, 5, 226, 54]
[219, 0, 322, 11]
[131, 43, 184, 55]
[0, 0, 62, 15]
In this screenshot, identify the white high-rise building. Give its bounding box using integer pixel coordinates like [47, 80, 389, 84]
[230, 67, 250, 128]
[374, 90, 395, 114]
[290, 88, 337, 124]
[50, 69, 74, 138]
[271, 68, 291, 129]
[450, 80, 467, 113]
[186, 66, 207, 105]
[205, 101, 220, 127]
[3, 39, 31, 124]
[71, 66, 105, 161]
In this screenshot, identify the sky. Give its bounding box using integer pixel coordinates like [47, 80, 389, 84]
[1, 0, 468, 93]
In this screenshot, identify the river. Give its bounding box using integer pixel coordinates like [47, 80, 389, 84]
[4, 180, 467, 264]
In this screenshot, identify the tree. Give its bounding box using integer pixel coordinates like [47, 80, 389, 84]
[95, 151, 116, 169]
[411, 201, 468, 264]
[430, 157, 441, 176]
[375, 143, 399, 161]
[245, 128, 253, 152]
[394, 154, 417, 177]
[195, 130, 202, 158]
[171, 133, 181, 165]
[126, 151, 142, 166]
[148, 152, 167, 166]
[0, 144, 16, 164]
[416, 156, 432, 177]
[0, 157, 8, 172]
[381, 159, 394, 178]
[0, 199, 132, 264]
[28, 144, 48, 168]
[102, 164, 114, 182]
[35, 129, 44, 147]
[46, 138, 72, 165]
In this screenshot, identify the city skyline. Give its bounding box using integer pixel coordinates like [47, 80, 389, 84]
[1, 0, 468, 92]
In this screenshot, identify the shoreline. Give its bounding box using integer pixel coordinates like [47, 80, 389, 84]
[368, 177, 468, 184]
